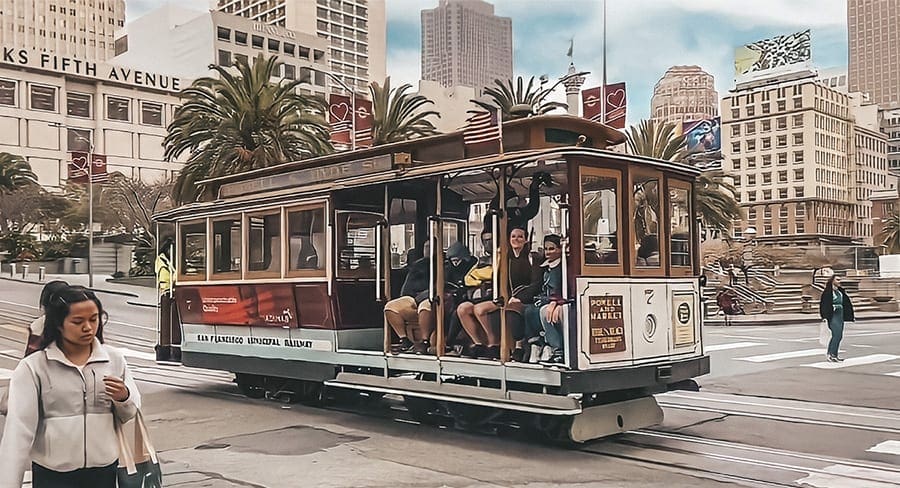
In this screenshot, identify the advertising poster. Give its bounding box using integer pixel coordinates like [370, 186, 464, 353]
[176, 284, 299, 327]
[682, 117, 721, 153]
[672, 294, 696, 347]
[734, 30, 811, 77]
[588, 295, 626, 353]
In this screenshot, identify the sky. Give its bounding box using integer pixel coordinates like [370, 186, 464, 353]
[127, 1, 849, 124]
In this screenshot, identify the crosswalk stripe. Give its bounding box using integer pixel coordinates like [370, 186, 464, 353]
[868, 440, 900, 455]
[736, 348, 825, 363]
[887, 371, 900, 378]
[795, 464, 900, 487]
[805, 354, 900, 370]
[705, 342, 765, 352]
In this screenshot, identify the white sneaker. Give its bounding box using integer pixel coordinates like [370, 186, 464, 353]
[529, 344, 541, 363]
[540, 345, 553, 362]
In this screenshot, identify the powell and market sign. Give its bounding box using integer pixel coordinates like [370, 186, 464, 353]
[2, 46, 182, 93]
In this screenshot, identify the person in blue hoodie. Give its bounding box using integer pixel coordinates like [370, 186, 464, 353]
[523, 234, 567, 363]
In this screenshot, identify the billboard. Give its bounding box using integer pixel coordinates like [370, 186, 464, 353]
[734, 30, 811, 77]
[175, 284, 299, 327]
[682, 117, 721, 154]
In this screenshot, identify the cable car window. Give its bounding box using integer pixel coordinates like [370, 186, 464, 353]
[287, 206, 326, 275]
[212, 216, 242, 277]
[633, 175, 660, 268]
[389, 198, 416, 270]
[337, 212, 380, 278]
[582, 174, 619, 265]
[179, 220, 206, 280]
[670, 185, 692, 268]
[247, 211, 281, 275]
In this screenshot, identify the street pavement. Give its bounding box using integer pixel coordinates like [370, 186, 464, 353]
[0, 276, 899, 486]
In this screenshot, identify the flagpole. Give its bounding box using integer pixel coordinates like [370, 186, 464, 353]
[87, 145, 94, 288]
[601, 0, 607, 124]
[497, 107, 504, 154]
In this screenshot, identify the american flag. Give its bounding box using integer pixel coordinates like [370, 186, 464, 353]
[463, 109, 502, 146]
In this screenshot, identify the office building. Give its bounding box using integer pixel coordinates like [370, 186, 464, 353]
[650, 65, 718, 126]
[0, 0, 125, 62]
[0, 47, 188, 188]
[421, 0, 513, 91]
[883, 108, 900, 171]
[848, 0, 900, 109]
[112, 7, 330, 98]
[216, 0, 386, 93]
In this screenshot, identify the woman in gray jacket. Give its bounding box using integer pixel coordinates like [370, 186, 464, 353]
[0, 285, 141, 487]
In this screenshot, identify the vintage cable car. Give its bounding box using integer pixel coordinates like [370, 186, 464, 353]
[153, 115, 709, 442]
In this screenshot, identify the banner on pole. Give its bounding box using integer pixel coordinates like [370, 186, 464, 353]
[582, 82, 627, 129]
[328, 93, 352, 145]
[354, 98, 373, 147]
[68, 152, 108, 184]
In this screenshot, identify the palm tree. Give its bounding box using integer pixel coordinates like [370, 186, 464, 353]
[880, 208, 900, 254]
[473, 76, 568, 120]
[164, 55, 333, 204]
[626, 119, 740, 237]
[370, 77, 440, 145]
[626, 119, 686, 161]
[0, 152, 38, 194]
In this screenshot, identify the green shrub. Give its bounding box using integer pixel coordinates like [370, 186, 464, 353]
[129, 246, 154, 277]
[0, 232, 38, 262]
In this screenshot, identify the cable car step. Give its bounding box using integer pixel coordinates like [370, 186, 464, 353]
[325, 372, 581, 415]
[569, 396, 663, 443]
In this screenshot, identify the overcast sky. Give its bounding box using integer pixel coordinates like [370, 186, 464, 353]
[126, 0, 848, 124]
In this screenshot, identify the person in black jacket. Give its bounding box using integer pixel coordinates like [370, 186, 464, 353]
[384, 244, 430, 353]
[819, 275, 855, 362]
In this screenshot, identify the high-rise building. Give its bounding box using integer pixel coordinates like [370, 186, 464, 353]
[0, 0, 125, 61]
[112, 7, 330, 99]
[650, 66, 718, 126]
[216, 0, 385, 93]
[848, 0, 900, 109]
[722, 77, 890, 246]
[883, 108, 900, 171]
[421, 0, 513, 92]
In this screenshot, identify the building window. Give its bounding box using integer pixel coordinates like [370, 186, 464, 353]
[793, 114, 804, 127]
[763, 173, 772, 184]
[732, 159, 741, 170]
[29, 84, 57, 112]
[234, 31, 248, 45]
[748, 174, 756, 185]
[748, 208, 757, 219]
[777, 153, 787, 165]
[794, 151, 804, 163]
[299, 46, 310, 59]
[0, 79, 17, 106]
[793, 133, 804, 145]
[314, 71, 326, 86]
[141, 101, 163, 126]
[777, 117, 787, 129]
[748, 192, 757, 202]
[731, 108, 739, 118]
[778, 188, 788, 199]
[796, 221, 804, 233]
[747, 157, 756, 168]
[218, 49, 232, 66]
[780, 223, 789, 235]
[762, 155, 772, 167]
[761, 137, 771, 149]
[67, 128, 92, 152]
[251, 35, 264, 49]
[761, 119, 771, 131]
[313, 49, 325, 61]
[764, 224, 772, 235]
[745, 122, 756, 134]
[106, 96, 130, 121]
[777, 100, 786, 111]
[793, 98, 802, 109]
[67, 92, 91, 118]
[732, 125, 740, 136]
[795, 186, 804, 198]
[217, 26, 231, 41]
[746, 139, 756, 151]
[283, 64, 296, 80]
[268, 38, 280, 52]
[778, 170, 788, 183]
[763, 189, 772, 199]
[234, 53, 248, 66]
[762, 103, 770, 114]
[747, 106, 755, 116]
[284, 42, 295, 56]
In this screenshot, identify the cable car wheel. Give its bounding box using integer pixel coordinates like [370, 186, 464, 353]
[530, 414, 576, 445]
[235, 373, 266, 399]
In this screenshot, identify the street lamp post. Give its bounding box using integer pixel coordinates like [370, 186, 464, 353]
[51, 123, 94, 288]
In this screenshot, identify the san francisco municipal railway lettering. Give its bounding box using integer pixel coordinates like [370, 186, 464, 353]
[195, 334, 314, 349]
[588, 296, 627, 353]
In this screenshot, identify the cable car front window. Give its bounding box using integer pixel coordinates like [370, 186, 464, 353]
[670, 185, 692, 268]
[633, 176, 660, 268]
[582, 174, 619, 265]
[337, 211, 381, 278]
[179, 220, 206, 279]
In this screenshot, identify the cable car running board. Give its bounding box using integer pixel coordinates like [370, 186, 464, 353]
[324, 372, 582, 416]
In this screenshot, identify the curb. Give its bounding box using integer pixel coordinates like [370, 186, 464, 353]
[705, 314, 898, 327]
[0, 276, 140, 299]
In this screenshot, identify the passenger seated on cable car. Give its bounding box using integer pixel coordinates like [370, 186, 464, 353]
[487, 171, 553, 231]
[523, 234, 567, 363]
[457, 226, 541, 360]
[384, 243, 432, 354]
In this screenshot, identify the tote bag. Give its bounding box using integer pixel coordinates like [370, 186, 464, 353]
[115, 409, 163, 488]
[818, 319, 830, 347]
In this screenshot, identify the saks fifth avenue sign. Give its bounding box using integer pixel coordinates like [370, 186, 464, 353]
[2, 47, 182, 93]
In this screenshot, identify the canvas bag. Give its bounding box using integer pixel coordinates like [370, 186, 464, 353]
[115, 409, 163, 488]
[818, 319, 830, 347]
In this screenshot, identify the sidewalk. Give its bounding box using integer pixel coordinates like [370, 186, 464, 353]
[0, 272, 159, 307]
[705, 310, 899, 326]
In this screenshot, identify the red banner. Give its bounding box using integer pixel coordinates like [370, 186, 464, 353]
[581, 83, 627, 129]
[329, 93, 352, 145]
[355, 98, 373, 147]
[68, 152, 109, 184]
[175, 284, 299, 327]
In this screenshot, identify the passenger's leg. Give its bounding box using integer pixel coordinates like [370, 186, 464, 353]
[457, 301, 487, 346]
[384, 297, 416, 349]
[416, 300, 435, 353]
[539, 304, 564, 352]
[473, 301, 501, 345]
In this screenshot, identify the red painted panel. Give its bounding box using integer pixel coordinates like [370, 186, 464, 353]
[175, 284, 298, 327]
[293, 283, 335, 329]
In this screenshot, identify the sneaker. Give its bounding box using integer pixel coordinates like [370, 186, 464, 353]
[485, 345, 501, 360]
[834, 356, 845, 362]
[827, 355, 838, 362]
[540, 345, 553, 362]
[466, 344, 485, 359]
[528, 344, 541, 364]
[413, 340, 430, 355]
[398, 337, 415, 353]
